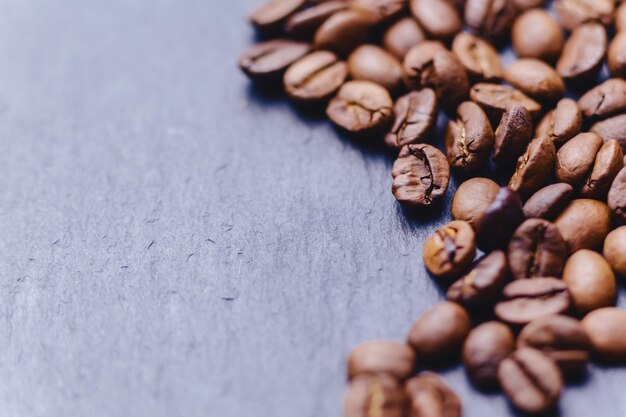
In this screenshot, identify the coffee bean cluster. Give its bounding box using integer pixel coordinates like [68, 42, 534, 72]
[239, 0, 626, 415]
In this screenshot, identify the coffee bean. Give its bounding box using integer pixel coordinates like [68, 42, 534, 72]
[391, 144, 450, 208]
[284, 1, 348, 38]
[609, 31, 626, 79]
[348, 341, 416, 380]
[470, 83, 541, 124]
[385, 89, 438, 149]
[445, 101, 495, 173]
[518, 315, 591, 377]
[504, 59, 565, 102]
[423, 221, 476, 279]
[512, 9, 563, 63]
[447, 251, 509, 310]
[383, 17, 426, 60]
[464, 0, 517, 43]
[493, 104, 532, 165]
[344, 374, 408, 417]
[608, 167, 626, 222]
[555, 199, 611, 252]
[563, 249, 617, 315]
[554, 0, 614, 31]
[604, 226, 626, 277]
[495, 278, 571, 326]
[498, 348, 563, 414]
[508, 219, 567, 280]
[535, 98, 582, 146]
[513, 0, 545, 11]
[581, 308, 626, 363]
[509, 136, 556, 199]
[405, 372, 462, 417]
[463, 321, 515, 389]
[326, 81, 393, 135]
[348, 45, 403, 92]
[578, 78, 626, 120]
[250, 0, 305, 33]
[239, 39, 311, 81]
[591, 114, 626, 153]
[580, 140, 624, 200]
[409, 0, 462, 41]
[284, 51, 348, 103]
[523, 183, 573, 220]
[474, 187, 525, 251]
[452, 32, 503, 82]
[350, 0, 406, 24]
[555, 132, 604, 186]
[557, 23, 607, 84]
[314, 9, 371, 56]
[451, 177, 500, 227]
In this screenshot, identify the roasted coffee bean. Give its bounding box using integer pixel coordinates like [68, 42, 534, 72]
[451, 32, 503, 82]
[608, 167, 626, 222]
[463, 321, 515, 389]
[348, 341, 416, 380]
[604, 226, 626, 277]
[423, 221, 476, 279]
[535, 98, 582, 146]
[609, 31, 626, 79]
[383, 17, 426, 60]
[557, 23, 607, 84]
[326, 81, 393, 135]
[284, 1, 348, 38]
[464, 0, 517, 43]
[474, 187, 525, 251]
[405, 372, 462, 417]
[284, 51, 348, 103]
[385, 89, 438, 149]
[523, 183, 573, 220]
[391, 143, 450, 208]
[239, 39, 311, 81]
[513, 0, 545, 11]
[617, 2, 626, 32]
[451, 177, 500, 227]
[512, 9, 563, 63]
[580, 140, 624, 200]
[554, 0, 614, 31]
[581, 308, 626, 363]
[555, 132, 604, 186]
[470, 83, 541, 123]
[250, 0, 305, 33]
[409, 0, 462, 41]
[555, 199, 612, 252]
[493, 105, 532, 165]
[314, 9, 371, 56]
[348, 45, 403, 92]
[447, 251, 509, 310]
[508, 219, 567, 280]
[445, 101, 495, 174]
[563, 249, 617, 315]
[518, 315, 591, 377]
[509, 136, 556, 199]
[591, 114, 626, 153]
[504, 59, 565, 102]
[350, 0, 406, 23]
[578, 78, 626, 120]
[344, 374, 408, 417]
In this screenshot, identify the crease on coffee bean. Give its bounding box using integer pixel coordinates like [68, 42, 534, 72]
[292, 60, 340, 90]
[394, 97, 431, 142]
[513, 355, 554, 402]
[344, 101, 392, 126]
[367, 380, 385, 417]
[410, 146, 439, 201]
[527, 225, 547, 278]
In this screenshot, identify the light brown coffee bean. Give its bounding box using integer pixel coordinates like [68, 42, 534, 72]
[464, 0, 517, 43]
[557, 23, 607, 84]
[512, 9, 563, 63]
[445, 101, 495, 173]
[582, 308, 626, 363]
[504, 59, 565, 102]
[348, 341, 416, 380]
[314, 9, 371, 56]
[447, 251, 509, 309]
[535, 98, 582, 146]
[603, 226, 626, 277]
[239, 39, 312, 81]
[348, 45, 403, 92]
[555, 199, 612, 253]
[580, 140, 624, 200]
[493, 105, 532, 165]
[383, 17, 426, 60]
[616, 1, 626, 32]
[386, 89, 438, 149]
[423, 221, 476, 279]
[452, 32, 503, 82]
[608, 167, 626, 222]
[344, 374, 408, 417]
[608, 31, 626, 79]
[578, 78, 626, 120]
[509, 136, 556, 199]
[451, 177, 500, 227]
[410, 0, 462, 40]
[350, 0, 406, 23]
[250, 0, 306, 33]
[470, 83, 541, 123]
[508, 219, 567, 280]
[405, 372, 462, 417]
[555, 132, 604, 186]
[513, 0, 545, 11]
[554, 0, 614, 31]
[591, 114, 626, 153]
[523, 183, 573, 220]
[463, 321, 515, 389]
[284, 51, 348, 103]
[284, 1, 348, 38]
[563, 249, 617, 315]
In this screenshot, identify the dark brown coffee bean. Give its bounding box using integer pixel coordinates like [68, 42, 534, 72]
[523, 183, 573, 220]
[326, 81, 393, 135]
[451, 178, 500, 227]
[250, 0, 306, 33]
[563, 249, 617, 315]
[617, 2, 626, 32]
[348, 341, 416, 380]
[609, 167, 626, 222]
[512, 9, 563, 63]
[555, 132, 604, 186]
[495, 278, 571, 326]
[383, 17, 426, 60]
[445, 101, 495, 174]
[474, 187, 525, 252]
[463, 321, 515, 389]
[504, 59, 565, 102]
[348, 45, 403, 92]
[580, 140, 624, 200]
[284, 1, 348, 38]
[447, 251, 509, 309]
[314, 9, 371, 56]
[391, 143, 450, 208]
[239, 39, 311, 81]
[451, 32, 503, 82]
[535, 98, 582, 146]
[423, 221, 476, 279]
[470, 83, 541, 123]
[350, 0, 406, 23]
[498, 348, 563, 414]
[609, 31, 626, 80]
[603, 226, 626, 277]
[284, 51, 348, 103]
[464, 0, 517, 43]
[405, 372, 462, 417]
[508, 219, 567, 280]
[554, 0, 614, 31]
[578, 78, 626, 120]
[385, 89, 438, 149]
[409, 0, 462, 40]
[509, 136, 556, 199]
[591, 114, 626, 153]
[493, 105, 532, 165]
[555, 199, 612, 253]
[344, 374, 408, 417]
[557, 23, 607, 84]
[582, 308, 626, 363]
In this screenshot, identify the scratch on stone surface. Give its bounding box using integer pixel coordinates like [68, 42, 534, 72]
[186, 253, 195, 262]
[215, 163, 228, 174]
[207, 238, 216, 244]
[51, 239, 60, 246]
[147, 240, 155, 249]
[145, 218, 160, 223]
[221, 296, 236, 301]
[121, 265, 129, 269]
[225, 225, 233, 232]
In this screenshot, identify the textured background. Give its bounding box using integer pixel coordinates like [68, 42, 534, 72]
[1, 0, 624, 416]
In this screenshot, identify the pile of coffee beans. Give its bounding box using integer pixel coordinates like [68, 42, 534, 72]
[239, 0, 626, 414]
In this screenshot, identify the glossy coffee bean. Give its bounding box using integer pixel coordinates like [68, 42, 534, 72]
[582, 308, 626, 363]
[470, 83, 541, 124]
[508, 219, 567, 280]
[557, 23, 607, 84]
[347, 341, 416, 380]
[383, 17, 425, 60]
[474, 187, 525, 252]
[405, 372, 462, 417]
[495, 278, 571, 326]
[591, 114, 626, 153]
[498, 348, 563, 414]
[314, 9, 371, 56]
[509, 136, 556, 199]
[284, 1, 347, 38]
[391, 144, 450, 208]
[493, 105, 532, 165]
[463, 321, 515, 389]
[423, 221, 476, 279]
[447, 251, 509, 309]
[609, 30, 626, 78]
[523, 183, 573, 220]
[609, 167, 626, 223]
[617, 1, 626, 32]
[344, 374, 408, 417]
[554, 0, 614, 31]
[504, 59, 565, 102]
[604, 226, 626, 277]
[409, 0, 462, 40]
[535, 98, 582, 146]
[239, 39, 311, 81]
[348, 45, 403, 92]
[555, 199, 611, 253]
[464, 0, 517, 43]
[578, 78, 626, 120]
[445, 101, 495, 174]
[452, 32, 503, 82]
[580, 140, 624, 200]
[512, 9, 563, 63]
[250, 0, 305, 33]
[451, 177, 500, 227]
[327, 81, 393, 135]
[386, 90, 438, 149]
[284, 51, 348, 103]
[563, 249, 617, 315]
[350, 0, 406, 23]
[555, 132, 604, 186]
